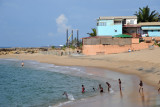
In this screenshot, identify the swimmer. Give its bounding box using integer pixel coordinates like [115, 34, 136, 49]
[118, 79, 122, 91]
[139, 80, 143, 93]
[106, 82, 111, 92]
[62, 91, 68, 99]
[82, 85, 85, 93]
[93, 87, 95, 91]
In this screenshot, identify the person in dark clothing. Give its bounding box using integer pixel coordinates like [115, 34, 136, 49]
[118, 79, 122, 91]
[98, 84, 103, 93]
[106, 82, 111, 92]
[139, 80, 143, 92]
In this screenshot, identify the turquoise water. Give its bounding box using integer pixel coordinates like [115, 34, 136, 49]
[0, 59, 103, 107]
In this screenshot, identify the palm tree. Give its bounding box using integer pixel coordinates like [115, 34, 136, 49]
[134, 5, 159, 23]
[87, 28, 97, 37]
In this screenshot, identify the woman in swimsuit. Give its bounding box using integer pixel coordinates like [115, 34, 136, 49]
[139, 80, 143, 92]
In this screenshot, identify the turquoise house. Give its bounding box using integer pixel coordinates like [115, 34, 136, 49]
[138, 22, 160, 37]
[96, 16, 137, 36]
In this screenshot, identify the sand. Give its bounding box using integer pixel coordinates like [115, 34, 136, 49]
[0, 47, 160, 106]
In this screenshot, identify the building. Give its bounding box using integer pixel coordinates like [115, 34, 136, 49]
[96, 16, 137, 36]
[138, 22, 160, 37]
[82, 36, 155, 55]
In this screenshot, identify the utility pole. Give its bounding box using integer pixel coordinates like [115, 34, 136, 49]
[72, 30, 73, 45]
[66, 29, 68, 47]
[77, 29, 79, 47]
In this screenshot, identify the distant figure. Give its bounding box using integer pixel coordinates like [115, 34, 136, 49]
[128, 49, 131, 52]
[62, 91, 68, 99]
[106, 82, 111, 92]
[139, 80, 143, 93]
[118, 79, 122, 91]
[21, 61, 24, 67]
[82, 85, 85, 93]
[158, 80, 160, 92]
[98, 84, 103, 93]
[93, 87, 95, 91]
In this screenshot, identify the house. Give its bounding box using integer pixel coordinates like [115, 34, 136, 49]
[138, 22, 160, 37]
[96, 16, 137, 37]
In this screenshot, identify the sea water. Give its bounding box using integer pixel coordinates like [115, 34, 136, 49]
[0, 59, 104, 107]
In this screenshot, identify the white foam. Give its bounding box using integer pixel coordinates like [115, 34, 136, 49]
[68, 94, 75, 101]
[50, 101, 73, 107]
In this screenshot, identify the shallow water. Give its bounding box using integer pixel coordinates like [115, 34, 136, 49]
[0, 59, 105, 107]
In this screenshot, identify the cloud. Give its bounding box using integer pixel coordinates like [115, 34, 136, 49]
[48, 32, 54, 36]
[56, 14, 71, 33]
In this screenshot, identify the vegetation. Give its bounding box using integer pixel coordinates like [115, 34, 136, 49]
[87, 28, 97, 37]
[51, 46, 55, 49]
[134, 5, 159, 23]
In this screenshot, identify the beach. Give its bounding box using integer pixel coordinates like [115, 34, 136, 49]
[0, 47, 160, 106]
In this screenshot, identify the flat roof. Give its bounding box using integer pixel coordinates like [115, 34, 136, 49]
[98, 16, 137, 20]
[138, 22, 160, 26]
[81, 36, 112, 39]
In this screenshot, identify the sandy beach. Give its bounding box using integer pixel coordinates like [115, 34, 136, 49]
[0, 47, 160, 106]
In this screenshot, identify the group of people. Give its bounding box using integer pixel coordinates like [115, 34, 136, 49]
[81, 79, 160, 94]
[81, 78, 122, 93]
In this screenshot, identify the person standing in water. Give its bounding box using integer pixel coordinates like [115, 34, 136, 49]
[106, 82, 111, 92]
[158, 80, 160, 92]
[118, 79, 122, 91]
[82, 85, 85, 93]
[21, 61, 24, 67]
[98, 84, 103, 93]
[139, 80, 143, 93]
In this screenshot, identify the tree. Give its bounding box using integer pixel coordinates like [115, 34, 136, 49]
[87, 28, 97, 37]
[134, 5, 159, 23]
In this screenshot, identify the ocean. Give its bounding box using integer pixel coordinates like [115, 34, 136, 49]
[0, 59, 104, 107]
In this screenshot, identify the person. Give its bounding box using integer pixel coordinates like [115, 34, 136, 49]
[62, 91, 68, 99]
[106, 82, 111, 92]
[158, 80, 160, 92]
[82, 85, 85, 93]
[98, 84, 103, 93]
[139, 80, 143, 93]
[118, 79, 122, 91]
[93, 87, 95, 91]
[21, 61, 24, 67]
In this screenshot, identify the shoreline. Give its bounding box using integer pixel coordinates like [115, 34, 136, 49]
[0, 48, 160, 89]
[0, 53, 160, 106]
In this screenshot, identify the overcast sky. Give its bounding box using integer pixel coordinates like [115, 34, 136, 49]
[0, 0, 159, 47]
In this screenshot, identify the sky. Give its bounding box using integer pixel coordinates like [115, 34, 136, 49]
[0, 0, 160, 47]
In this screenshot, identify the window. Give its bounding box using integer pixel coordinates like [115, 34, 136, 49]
[114, 21, 121, 25]
[97, 22, 107, 26]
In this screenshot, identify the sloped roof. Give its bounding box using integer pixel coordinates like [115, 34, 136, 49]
[138, 22, 160, 26]
[99, 16, 137, 20]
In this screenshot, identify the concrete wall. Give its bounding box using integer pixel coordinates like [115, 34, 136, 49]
[83, 38, 132, 45]
[97, 20, 122, 36]
[82, 42, 154, 55]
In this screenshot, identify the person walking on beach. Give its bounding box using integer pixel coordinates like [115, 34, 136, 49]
[139, 80, 143, 93]
[118, 79, 122, 91]
[106, 82, 111, 92]
[98, 84, 103, 93]
[82, 85, 85, 93]
[158, 80, 160, 92]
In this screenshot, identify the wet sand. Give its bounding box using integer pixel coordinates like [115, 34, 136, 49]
[61, 67, 160, 107]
